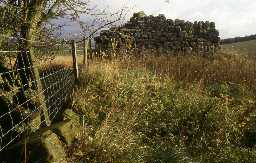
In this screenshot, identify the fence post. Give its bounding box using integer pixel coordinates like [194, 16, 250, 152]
[29, 47, 51, 127]
[72, 40, 79, 82]
[83, 37, 88, 68]
[88, 38, 92, 59]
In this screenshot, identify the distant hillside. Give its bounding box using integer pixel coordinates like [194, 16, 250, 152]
[221, 34, 256, 44]
[221, 39, 256, 56]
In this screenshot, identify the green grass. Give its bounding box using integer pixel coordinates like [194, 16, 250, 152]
[222, 40, 256, 56]
[68, 59, 256, 163]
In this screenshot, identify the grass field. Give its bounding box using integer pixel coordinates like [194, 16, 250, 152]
[221, 39, 256, 56]
[2, 49, 256, 162]
[67, 54, 256, 163]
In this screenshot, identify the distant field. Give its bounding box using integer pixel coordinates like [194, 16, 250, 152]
[221, 39, 256, 56]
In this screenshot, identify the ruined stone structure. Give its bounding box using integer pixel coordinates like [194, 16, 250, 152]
[94, 11, 220, 56]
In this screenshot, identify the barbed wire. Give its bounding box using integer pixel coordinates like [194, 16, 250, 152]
[0, 69, 73, 151]
[0, 65, 73, 151]
[0, 65, 75, 152]
[0, 32, 84, 153]
[0, 51, 29, 53]
[0, 67, 73, 120]
[0, 34, 71, 47]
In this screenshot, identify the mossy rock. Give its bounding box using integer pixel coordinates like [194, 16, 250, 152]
[52, 120, 83, 146]
[28, 130, 67, 163]
[41, 130, 67, 163]
[49, 109, 83, 146]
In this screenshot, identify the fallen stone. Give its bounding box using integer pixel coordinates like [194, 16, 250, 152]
[41, 130, 67, 163]
[52, 119, 83, 146]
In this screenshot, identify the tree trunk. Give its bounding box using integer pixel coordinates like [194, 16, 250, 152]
[17, 0, 51, 126]
[17, 0, 45, 88]
[17, 24, 33, 89]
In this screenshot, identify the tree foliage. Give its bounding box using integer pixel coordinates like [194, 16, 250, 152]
[0, 0, 127, 44]
[0, 0, 127, 69]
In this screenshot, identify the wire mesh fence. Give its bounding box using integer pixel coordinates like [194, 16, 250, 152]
[0, 36, 86, 152]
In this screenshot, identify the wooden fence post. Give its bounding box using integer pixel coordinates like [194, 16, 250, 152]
[29, 47, 51, 127]
[88, 38, 92, 59]
[72, 40, 79, 82]
[83, 37, 88, 68]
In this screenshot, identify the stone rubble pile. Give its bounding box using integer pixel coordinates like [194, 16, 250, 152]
[94, 11, 220, 55]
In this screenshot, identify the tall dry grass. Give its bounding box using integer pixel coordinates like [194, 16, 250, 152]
[61, 51, 256, 163]
[37, 50, 256, 92]
[108, 53, 256, 91]
[68, 57, 256, 163]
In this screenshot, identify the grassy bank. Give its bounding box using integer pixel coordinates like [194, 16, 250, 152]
[221, 39, 256, 56]
[69, 56, 256, 163]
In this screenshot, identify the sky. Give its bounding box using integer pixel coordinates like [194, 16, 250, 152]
[62, 0, 256, 39]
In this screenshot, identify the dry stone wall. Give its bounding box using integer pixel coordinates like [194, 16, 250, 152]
[94, 11, 220, 56]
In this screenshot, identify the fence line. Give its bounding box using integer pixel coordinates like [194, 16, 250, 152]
[0, 51, 29, 53]
[0, 34, 69, 46]
[0, 36, 90, 152]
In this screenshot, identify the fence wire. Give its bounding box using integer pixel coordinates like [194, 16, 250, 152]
[0, 37, 82, 152]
